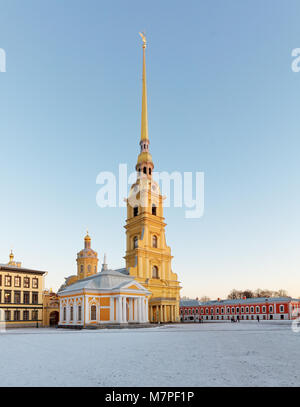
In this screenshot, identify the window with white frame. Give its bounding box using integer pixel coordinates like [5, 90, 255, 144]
[280, 305, 284, 313]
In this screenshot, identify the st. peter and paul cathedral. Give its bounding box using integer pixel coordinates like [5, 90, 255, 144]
[57, 34, 181, 327]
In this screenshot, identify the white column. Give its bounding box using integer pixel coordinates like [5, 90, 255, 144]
[141, 298, 145, 322]
[122, 297, 127, 323]
[117, 296, 122, 323]
[138, 297, 142, 323]
[110, 297, 114, 322]
[129, 298, 133, 322]
[134, 298, 138, 322]
[145, 298, 149, 322]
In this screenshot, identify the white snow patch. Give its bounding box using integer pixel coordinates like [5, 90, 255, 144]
[0, 321, 299, 387]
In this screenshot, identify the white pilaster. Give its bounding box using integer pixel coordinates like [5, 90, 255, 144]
[138, 297, 142, 323]
[134, 298, 138, 322]
[122, 296, 127, 323]
[117, 296, 122, 323]
[110, 297, 115, 322]
[129, 298, 133, 322]
[145, 298, 149, 322]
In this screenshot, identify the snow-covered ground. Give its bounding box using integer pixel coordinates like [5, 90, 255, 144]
[1, 321, 299, 386]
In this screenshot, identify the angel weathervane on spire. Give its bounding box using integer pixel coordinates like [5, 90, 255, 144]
[139, 32, 147, 48]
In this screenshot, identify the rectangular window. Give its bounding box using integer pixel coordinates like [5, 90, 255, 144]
[78, 306, 82, 321]
[4, 290, 11, 304]
[63, 307, 66, 321]
[32, 310, 38, 321]
[32, 278, 38, 289]
[23, 292, 30, 304]
[0, 274, 2, 285]
[14, 310, 20, 321]
[23, 310, 29, 321]
[70, 306, 73, 321]
[5, 275, 11, 287]
[280, 305, 284, 313]
[5, 310, 11, 321]
[0, 289, 1, 302]
[14, 276, 21, 287]
[32, 292, 38, 305]
[14, 291, 21, 304]
[23, 277, 30, 288]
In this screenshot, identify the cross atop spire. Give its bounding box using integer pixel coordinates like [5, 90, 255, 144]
[139, 32, 149, 142]
[136, 33, 154, 177]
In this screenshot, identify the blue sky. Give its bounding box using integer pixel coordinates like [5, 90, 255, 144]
[0, 0, 300, 298]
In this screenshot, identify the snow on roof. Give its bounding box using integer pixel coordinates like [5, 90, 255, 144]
[58, 268, 149, 294]
[180, 297, 299, 307]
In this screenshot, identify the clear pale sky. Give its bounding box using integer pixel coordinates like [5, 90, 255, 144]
[0, 0, 299, 299]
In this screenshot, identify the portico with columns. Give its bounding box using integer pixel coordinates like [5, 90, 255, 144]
[58, 269, 150, 327]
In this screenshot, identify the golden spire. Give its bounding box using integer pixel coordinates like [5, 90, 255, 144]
[139, 32, 149, 142]
[9, 249, 14, 264]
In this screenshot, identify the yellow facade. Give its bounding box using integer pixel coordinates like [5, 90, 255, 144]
[76, 232, 99, 279]
[59, 232, 99, 290]
[0, 251, 46, 327]
[124, 34, 181, 322]
[42, 289, 59, 327]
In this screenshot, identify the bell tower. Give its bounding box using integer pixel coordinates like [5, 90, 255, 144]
[76, 231, 99, 280]
[124, 34, 181, 323]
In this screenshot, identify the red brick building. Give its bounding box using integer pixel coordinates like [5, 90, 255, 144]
[180, 297, 300, 322]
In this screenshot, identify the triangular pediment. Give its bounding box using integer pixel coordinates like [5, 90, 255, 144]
[127, 284, 140, 291]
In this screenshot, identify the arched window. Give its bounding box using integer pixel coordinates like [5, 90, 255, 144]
[91, 305, 96, 321]
[63, 307, 66, 321]
[133, 236, 138, 249]
[152, 204, 157, 216]
[143, 167, 147, 174]
[152, 235, 158, 248]
[70, 306, 73, 321]
[80, 265, 83, 274]
[88, 265, 91, 274]
[152, 266, 159, 279]
[149, 168, 151, 175]
[133, 206, 138, 217]
[78, 306, 82, 321]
